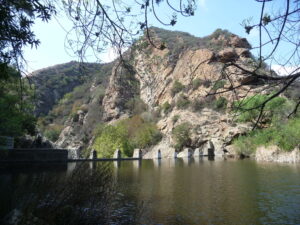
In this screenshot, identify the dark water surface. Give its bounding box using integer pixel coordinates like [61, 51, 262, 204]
[1, 158, 300, 225]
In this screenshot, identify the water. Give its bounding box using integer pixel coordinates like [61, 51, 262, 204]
[1, 158, 300, 225]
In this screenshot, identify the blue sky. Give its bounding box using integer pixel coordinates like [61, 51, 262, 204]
[23, 0, 270, 72]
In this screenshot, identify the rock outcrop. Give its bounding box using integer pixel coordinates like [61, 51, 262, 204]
[256, 146, 300, 163]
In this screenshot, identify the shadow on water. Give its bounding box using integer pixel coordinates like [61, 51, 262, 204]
[1, 158, 300, 225]
[0, 162, 144, 225]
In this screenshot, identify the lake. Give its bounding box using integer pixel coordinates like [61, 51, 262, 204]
[1, 158, 300, 225]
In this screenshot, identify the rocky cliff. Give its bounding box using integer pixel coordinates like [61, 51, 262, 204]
[97, 28, 269, 158]
[37, 28, 278, 158]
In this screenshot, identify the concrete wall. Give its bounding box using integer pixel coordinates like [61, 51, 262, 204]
[0, 149, 68, 162]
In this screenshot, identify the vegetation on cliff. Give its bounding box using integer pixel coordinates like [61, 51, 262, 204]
[36, 62, 113, 142]
[234, 116, 300, 155]
[233, 94, 300, 154]
[93, 115, 161, 158]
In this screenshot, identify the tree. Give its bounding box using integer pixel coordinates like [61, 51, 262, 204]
[227, 0, 300, 126]
[0, 67, 36, 137]
[62, 0, 196, 60]
[0, 0, 56, 79]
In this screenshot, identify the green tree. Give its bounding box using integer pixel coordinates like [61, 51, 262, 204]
[172, 122, 191, 151]
[0, 0, 55, 80]
[0, 68, 36, 137]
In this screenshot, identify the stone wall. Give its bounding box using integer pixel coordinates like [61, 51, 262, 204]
[0, 149, 68, 162]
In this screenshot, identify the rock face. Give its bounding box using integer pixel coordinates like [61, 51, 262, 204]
[102, 62, 138, 121]
[45, 28, 270, 158]
[256, 146, 300, 163]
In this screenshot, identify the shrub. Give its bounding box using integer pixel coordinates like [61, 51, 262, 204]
[213, 97, 227, 110]
[93, 116, 162, 158]
[234, 94, 287, 123]
[44, 125, 63, 142]
[172, 115, 180, 123]
[191, 99, 204, 112]
[192, 78, 202, 90]
[176, 94, 190, 109]
[171, 80, 185, 96]
[161, 101, 172, 114]
[125, 97, 148, 115]
[212, 80, 226, 91]
[172, 122, 191, 151]
[93, 125, 132, 158]
[234, 117, 300, 154]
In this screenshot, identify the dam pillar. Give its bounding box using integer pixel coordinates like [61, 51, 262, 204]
[157, 150, 161, 159]
[133, 149, 142, 159]
[113, 149, 122, 159]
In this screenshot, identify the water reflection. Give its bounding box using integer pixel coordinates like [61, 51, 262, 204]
[1, 159, 300, 225]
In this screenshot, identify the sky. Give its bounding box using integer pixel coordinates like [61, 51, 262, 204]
[23, 0, 281, 73]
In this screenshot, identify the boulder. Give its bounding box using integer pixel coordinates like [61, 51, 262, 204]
[218, 48, 238, 63]
[255, 146, 300, 163]
[177, 148, 193, 158]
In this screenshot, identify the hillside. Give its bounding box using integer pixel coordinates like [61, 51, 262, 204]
[33, 61, 113, 147]
[34, 27, 299, 159]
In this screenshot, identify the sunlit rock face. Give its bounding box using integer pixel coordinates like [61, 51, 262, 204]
[98, 29, 260, 158]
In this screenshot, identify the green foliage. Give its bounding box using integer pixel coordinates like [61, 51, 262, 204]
[172, 122, 191, 151]
[36, 62, 112, 137]
[34, 61, 111, 117]
[192, 78, 202, 90]
[161, 101, 172, 114]
[171, 80, 185, 96]
[125, 97, 148, 115]
[234, 94, 287, 123]
[212, 80, 226, 91]
[0, 1, 55, 80]
[234, 117, 300, 154]
[213, 97, 227, 110]
[93, 125, 131, 158]
[44, 125, 63, 142]
[192, 95, 229, 112]
[172, 115, 180, 123]
[176, 94, 190, 109]
[93, 116, 162, 158]
[0, 68, 36, 137]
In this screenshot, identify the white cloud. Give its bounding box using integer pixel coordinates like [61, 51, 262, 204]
[272, 65, 300, 76]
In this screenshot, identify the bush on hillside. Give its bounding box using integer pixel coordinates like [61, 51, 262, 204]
[93, 116, 162, 158]
[234, 94, 288, 123]
[44, 125, 63, 142]
[171, 80, 185, 96]
[212, 80, 226, 91]
[192, 78, 202, 90]
[172, 122, 191, 151]
[234, 117, 300, 155]
[176, 94, 190, 109]
[213, 97, 227, 110]
[161, 101, 172, 114]
[125, 97, 148, 115]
